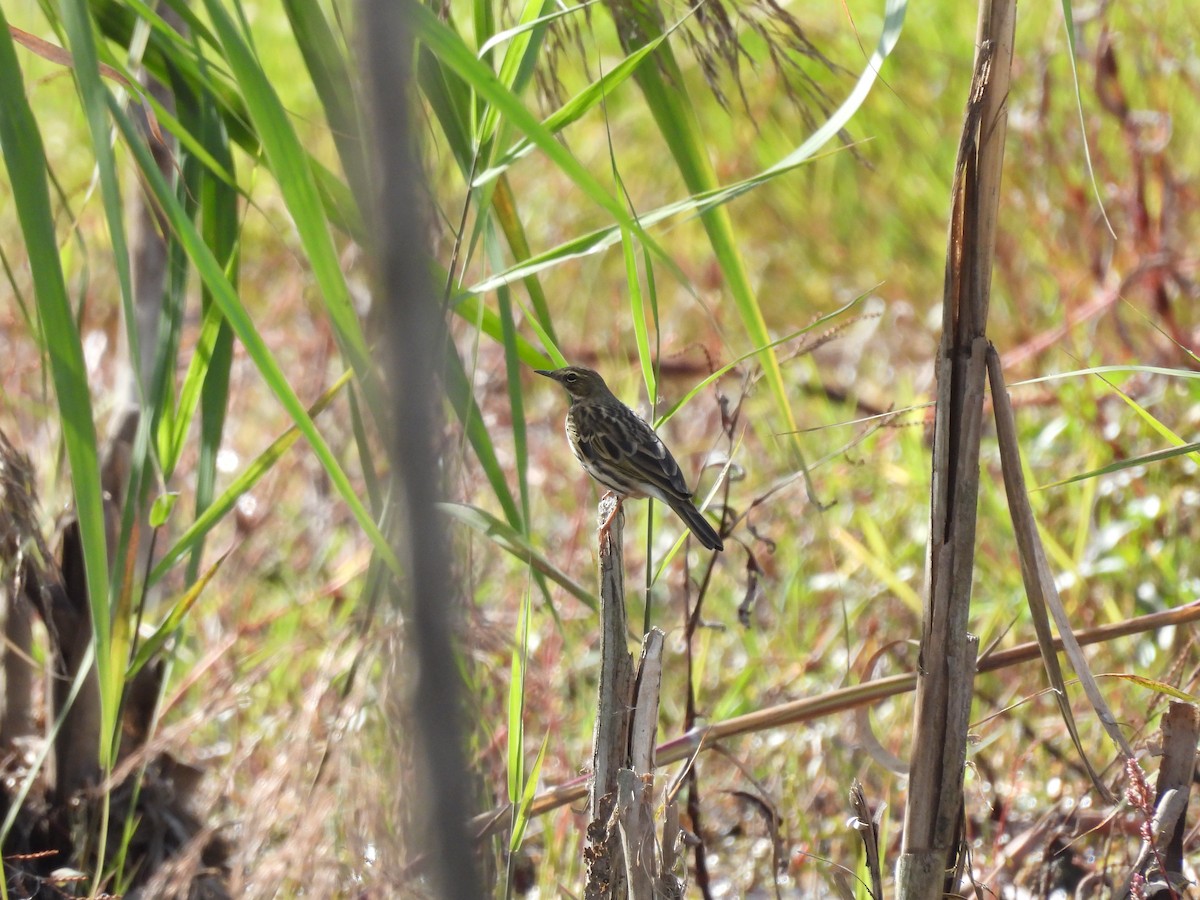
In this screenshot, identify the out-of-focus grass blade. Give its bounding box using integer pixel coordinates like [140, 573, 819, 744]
[111, 92, 401, 575]
[348, 385, 383, 517]
[1101, 674, 1200, 705]
[190, 78, 239, 584]
[281, 0, 368, 206]
[404, 0, 682, 280]
[655, 294, 867, 426]
[441, 503, 598, 611]
[474, 28, 668, 185]
[150, 371, 353, 585]
[129, 547, 230, 678]
[201, 0, 376, 398]
[0, 9, 115, 761]
[1037, 441, 1200, 491]
[444, 349, 523, 528]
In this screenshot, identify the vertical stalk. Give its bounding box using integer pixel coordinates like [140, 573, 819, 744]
[896, 1, 1015, 896]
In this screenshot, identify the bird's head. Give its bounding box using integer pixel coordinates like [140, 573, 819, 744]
[535, 366, 613, 403]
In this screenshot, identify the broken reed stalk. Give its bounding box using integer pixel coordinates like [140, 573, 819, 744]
[585, 496, 675, 898]
[897, 0, 1016, 895]
[586, 494, 634, 898]
[1129, 701, 1197, 889]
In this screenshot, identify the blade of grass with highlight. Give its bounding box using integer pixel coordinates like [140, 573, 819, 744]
[0, 11, 115, 763]
[110, 95, 403, 578]
[200, 0, 377, 402]
[188, 75, 240, 585]
[441, 503, 598, 611]
[61, 0, 148, 764]
[404, 0, 687, 289]
[149, 370, 352, 585]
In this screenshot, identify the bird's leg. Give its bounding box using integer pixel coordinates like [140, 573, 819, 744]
[598, 492, 624, 541]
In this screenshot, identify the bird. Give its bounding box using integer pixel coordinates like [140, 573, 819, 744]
[536, 365, 724, 552]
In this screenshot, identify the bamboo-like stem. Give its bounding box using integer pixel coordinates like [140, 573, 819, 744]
[897, 1, 1016, 894]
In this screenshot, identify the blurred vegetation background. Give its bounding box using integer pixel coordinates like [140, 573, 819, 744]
[0, 0, 1198, 894]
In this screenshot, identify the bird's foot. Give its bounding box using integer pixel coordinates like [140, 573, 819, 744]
[598, 495, 624, 542]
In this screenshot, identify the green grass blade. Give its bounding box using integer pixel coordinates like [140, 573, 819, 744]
[444, 349, 524, 528]
[130, 548, 229, 678]
[150, 371, 353, 585]
[189, 76, 239, 583]
[404, 0, 684, 284]
[0, 9, 115, 761]
[111, 95, 400, 577]
[281, 0, 368, 205]
[474, 25, 667, 185]
[200, 0, 376, 398]
[441, 503, 597, 611]
[1037, 441, 1200, 491]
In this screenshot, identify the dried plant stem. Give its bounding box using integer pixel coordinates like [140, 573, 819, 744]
[470, 600, 1200, 840]
[896, 0, 1015, 894]
[586, 496, 634, 898]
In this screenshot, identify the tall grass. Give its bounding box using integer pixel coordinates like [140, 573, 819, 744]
[1, 0, 1198, 893]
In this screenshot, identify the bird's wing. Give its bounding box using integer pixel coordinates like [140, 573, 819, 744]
[573, 403, 692, 500]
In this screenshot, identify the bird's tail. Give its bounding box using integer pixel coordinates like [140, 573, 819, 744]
[670, 498, 724, 552]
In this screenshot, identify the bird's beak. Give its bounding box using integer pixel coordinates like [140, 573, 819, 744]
[534, 369, 554, 378]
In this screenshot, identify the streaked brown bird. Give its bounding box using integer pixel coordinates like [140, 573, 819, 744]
[537, 365, 724, 552]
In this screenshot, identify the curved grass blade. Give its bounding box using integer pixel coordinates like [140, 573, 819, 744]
[149, 370, 353, 585]
[441, 503, 598, 611]
[201, 0, 377, 401]
[130, 547, 229, 678]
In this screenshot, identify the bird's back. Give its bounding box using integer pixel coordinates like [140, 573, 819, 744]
[568, 399, 692, 501]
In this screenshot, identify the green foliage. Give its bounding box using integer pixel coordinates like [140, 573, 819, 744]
[1, 0, 1199, 893]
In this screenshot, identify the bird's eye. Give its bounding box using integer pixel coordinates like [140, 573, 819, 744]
[565, 373, 578, 383]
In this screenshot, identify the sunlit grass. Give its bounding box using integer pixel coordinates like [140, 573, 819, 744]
[1, 0, 1199, 894]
